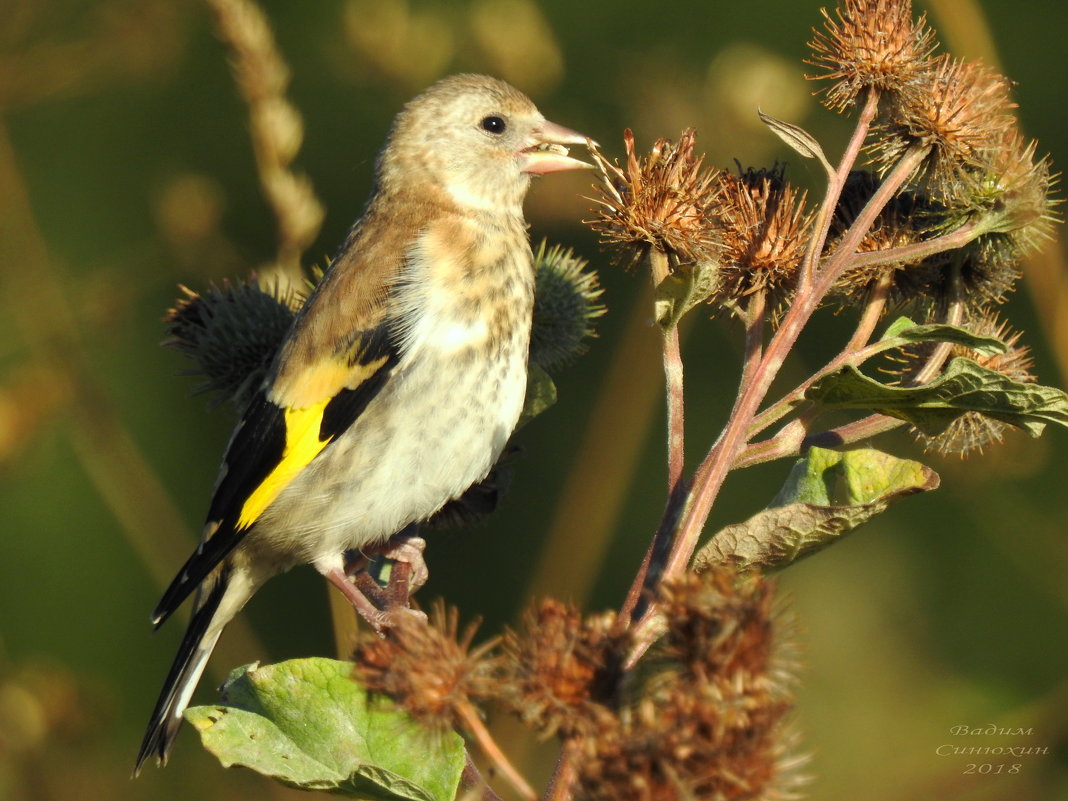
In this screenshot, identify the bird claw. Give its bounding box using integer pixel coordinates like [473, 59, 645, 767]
[381, 605, 429, 629]
[331, 529, 429, 632]
[381, 534, 429, 592]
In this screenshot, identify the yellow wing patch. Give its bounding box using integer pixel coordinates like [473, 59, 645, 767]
[276, 354, 390, 409]
[237, 400, 331, 530]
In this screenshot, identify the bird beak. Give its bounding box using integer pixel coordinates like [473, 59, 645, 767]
[519, 120, 595, 175]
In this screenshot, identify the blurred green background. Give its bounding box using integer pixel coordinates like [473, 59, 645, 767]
[1, 0, 1066, 799]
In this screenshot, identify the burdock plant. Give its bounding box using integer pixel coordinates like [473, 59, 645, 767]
[166, 1, 1064, 800]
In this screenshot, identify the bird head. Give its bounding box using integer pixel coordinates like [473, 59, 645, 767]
[378, 74, 592, 214]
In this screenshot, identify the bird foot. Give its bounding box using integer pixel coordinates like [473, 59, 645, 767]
[328, 530, 429, 633]
[379, 534, 429, 592]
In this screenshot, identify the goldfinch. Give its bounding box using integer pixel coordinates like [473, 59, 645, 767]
[136, 73, 591, 773]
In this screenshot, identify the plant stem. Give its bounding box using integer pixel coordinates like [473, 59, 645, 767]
[627, 141, 934, 656]
[847, 219, 984, 272]
[800, 413, 906, 452]
[542, 743, 578, 801]
[737, 254, 964, 470]
[799, 89, 881, 289]
[461, 753, 506, 801]
[742, 271, 892, 443]
[732, 418, 808, 470]
[741, 270, 891, 445]
[620, 248, 688, 622]
[457, 703, 536, 801]
[662, 145, 931, 573]
[819, 143, 932, 286]
[845, 270, 894, 352]
[744, 211, 979, 441]
[735, 413, 906, 469]
[739, 289, 768, 401]
[650, 248, 687, 490]
[911, 257, 966, 385]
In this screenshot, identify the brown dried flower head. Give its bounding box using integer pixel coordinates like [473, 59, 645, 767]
[828, 171, 936, 303]
[875, 54, 1017, 197]
[656, 569, 782, 684]
[913, 313, 1036, 457]
[589, 129, 721, 266]
[807, 0, 937, 112]
[354, 602, 498, 731]
[500, 599, 626, 738]
[713, 165, 811, 310]
[575, 569, 802, 801]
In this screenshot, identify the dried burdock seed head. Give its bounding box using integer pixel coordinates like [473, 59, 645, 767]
[846, 120, 1056, 312]
[163, 277, 298, 411]
[500, 599, 627, 739]
[873, 54, 1017, 198]
[354, 601, 499, 731]
[579, 692, 805, 801]
[828, 171, 940, 304]
[807, 0, 937, 112]
[655, 569, 780, 685]
[908, 312, 1036, 457]
[588, 129, 721, 267]
[576, 569, 802, 801]
[713, 164, 811, 313]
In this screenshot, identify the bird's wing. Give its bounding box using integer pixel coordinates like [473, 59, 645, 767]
[152, 206, 421, 627]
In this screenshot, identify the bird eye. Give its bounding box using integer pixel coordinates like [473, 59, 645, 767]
[480, 115, 507, 135]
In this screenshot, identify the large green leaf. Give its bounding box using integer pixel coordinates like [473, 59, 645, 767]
[806, 357, 1068, 437]
[185, 658, 465, 800]
[695, 447, 939, 573]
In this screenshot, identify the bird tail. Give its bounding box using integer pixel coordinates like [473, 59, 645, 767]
[134, 568, 234, 776]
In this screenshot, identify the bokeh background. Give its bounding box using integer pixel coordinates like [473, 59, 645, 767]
[1, 0, 1066, 799]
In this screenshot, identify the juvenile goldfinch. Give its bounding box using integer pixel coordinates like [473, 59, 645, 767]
[136, 73, 591, 773]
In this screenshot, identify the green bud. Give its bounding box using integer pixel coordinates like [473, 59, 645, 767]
[529, 240, 606, 371]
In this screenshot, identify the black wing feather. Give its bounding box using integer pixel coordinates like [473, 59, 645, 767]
[152, 325, 399, 628]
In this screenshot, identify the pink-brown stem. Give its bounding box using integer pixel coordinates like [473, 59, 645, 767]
[650, 249, 687, 490]
[620, 248, 687, 622]
[457, 703, 536, 801]
[911, 259, 966, 385]
[844, 270, 894, 353]
[738, 288, 768, 403]
[630, 141, 933, 651]
[799, 89, 881, 290]
[745, 217, 980, 440]
[461, 753, 506, 801]
[847, 219, 983, 272]
[734, 413, 904, 470]
[800, 413, 907, 453]
[542, 743, 579, 801]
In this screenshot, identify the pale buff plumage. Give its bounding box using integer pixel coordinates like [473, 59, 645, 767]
[136, 74, 590, 773]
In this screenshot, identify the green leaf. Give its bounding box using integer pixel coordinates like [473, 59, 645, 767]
[695, 447, 939, 573]
[516, 364, 557, 428]
[880, 315, 918, 340]
[806, 357, 1068, 437]
[879, 316, 1008, 356]
[185, 658, 465, 800]
[654, 260, 719, 330]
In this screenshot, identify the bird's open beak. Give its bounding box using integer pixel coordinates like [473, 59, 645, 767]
[519, 120, 595, 175]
